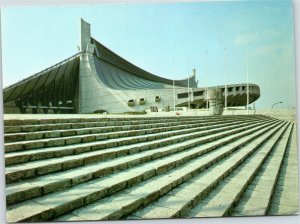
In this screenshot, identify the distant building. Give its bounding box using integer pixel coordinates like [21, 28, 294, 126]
[3, 19, 260, 114]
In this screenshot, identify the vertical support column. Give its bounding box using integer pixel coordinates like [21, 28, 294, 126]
[79, 18, 113, 113]
[207, 89, 223, 115]
[79, 19, 92, 113]
[15, 100, 26, 114]
[80, 18, 91, 52]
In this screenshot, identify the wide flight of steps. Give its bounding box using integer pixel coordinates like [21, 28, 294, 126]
[4, 115, 299, 222]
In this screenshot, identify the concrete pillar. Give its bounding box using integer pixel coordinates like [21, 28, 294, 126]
[79, 19, 93, 113]
[207, 89, 223, 115]
[80, 18, 91, 52]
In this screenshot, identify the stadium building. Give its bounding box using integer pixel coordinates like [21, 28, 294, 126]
[3, 19, 260, 115]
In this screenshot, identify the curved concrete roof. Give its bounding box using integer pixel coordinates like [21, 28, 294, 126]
[3, 37, 198, 105]
[94, 56, 169, 90]
[3, 54, 80, 104]
[92, 38, 198, 88]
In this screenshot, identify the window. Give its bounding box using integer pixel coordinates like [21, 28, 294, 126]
[139, 98, 145, 105]
[194, 91, 204, 96]
[127, 99, 135, 106]
[155, 96, 161, 102]
[178, 93, 188, 99]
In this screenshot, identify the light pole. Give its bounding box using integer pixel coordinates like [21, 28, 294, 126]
[188, 73, 190, 111]
[224, 48, 228, 115]
[187, 57, 190, 111]
[206, 52, 208, 115]
[246, 46, 249, 115]
[271, 101, 283, 109]
[173, 79, 176, 111]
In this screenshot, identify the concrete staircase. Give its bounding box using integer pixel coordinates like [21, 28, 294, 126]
[4, 115, 298, 222]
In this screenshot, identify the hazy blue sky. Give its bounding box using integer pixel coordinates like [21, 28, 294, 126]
[1, 0, 296, 109]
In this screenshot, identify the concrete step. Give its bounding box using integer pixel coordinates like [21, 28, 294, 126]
[4, 117, 207, 133]
[54, 122, 287, 221]
[184, 123, 290, 218]
[5, 117, 229, 142]
[5, 119, 277, 205]
[4, 116, 203, 126]
[5, 117, 261, 153]
[6, 119, 283, 222]
[231, 123, 293, 216]
[4, 116, 245, 133]
[268, 125, 299, 215]
[4, 116, 223, 126]
[5, 118, 262, 166]
[4, 115, 269, 127]
[124, 122, 288, 220]
[5, 119, 271, 183]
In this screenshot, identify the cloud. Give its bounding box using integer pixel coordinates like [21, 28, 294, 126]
[253, 42, 294, 64]
[263, 6, 281, 14]
[254, 44, 282, 55]
[234, 30, 283, 46]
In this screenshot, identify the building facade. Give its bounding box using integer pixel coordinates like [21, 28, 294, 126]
[3, 19, 260, 114]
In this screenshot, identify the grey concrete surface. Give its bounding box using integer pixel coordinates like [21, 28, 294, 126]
[3, 115, 298, 222]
